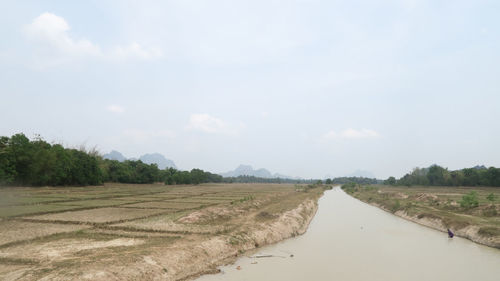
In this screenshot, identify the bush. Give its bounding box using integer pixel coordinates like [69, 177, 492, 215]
[460, 191, 479, 209]
[486, 193, 496, 202]
[390, 200, 401, 213]
[341, 182, 357, 193]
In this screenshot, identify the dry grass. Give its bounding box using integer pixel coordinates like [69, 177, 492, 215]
[0, 183, 326, 280]
[27, 207, 168, 224]
[0, 204, 88, 218]
[346, 185, 500, 247]
[51, 199, 137, 207]
[122, 201, 207, 210]
[0, 221, 89, 246]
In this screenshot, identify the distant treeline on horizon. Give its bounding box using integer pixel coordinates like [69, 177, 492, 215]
[0, 133, 350, 187]
[384, 165, 500, 187]
[0, 133, 226, 186]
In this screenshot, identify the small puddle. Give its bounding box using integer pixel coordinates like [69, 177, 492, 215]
[197, 187, 500, 281]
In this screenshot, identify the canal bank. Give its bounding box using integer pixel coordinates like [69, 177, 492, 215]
[197, 187, 500, 281]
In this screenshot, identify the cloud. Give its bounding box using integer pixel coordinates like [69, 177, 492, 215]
[187, 113, 243, 135]
[106, 105, 125, 113]
[123, 129, 176, 142]
[340, 128, 380, 139]
[24, 13, 163, 64]
[25, 12, 101, 57]
[112, 42, 163, 60]
[323, 131, 338, 140]
[323, 129, 380, 140]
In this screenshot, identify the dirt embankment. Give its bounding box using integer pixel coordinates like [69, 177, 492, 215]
[172, 199, 319, 281]
[363, 201, 500, 249]
[32, 197, 319, 281]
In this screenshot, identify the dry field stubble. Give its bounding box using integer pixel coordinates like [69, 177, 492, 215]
[27, 207, 169, 224]
[0, 183, 325, 280]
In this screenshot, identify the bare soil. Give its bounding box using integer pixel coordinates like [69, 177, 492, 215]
[0, 183, 325, 280]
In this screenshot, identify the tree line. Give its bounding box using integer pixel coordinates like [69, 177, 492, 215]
[222, 175, 317, 184]
[1, 133, 378, 187]
[0, 134, 102, 186]
[0, 133, 222, 186]
[331, 176, 380, 185]
[385, 165, 500, 187]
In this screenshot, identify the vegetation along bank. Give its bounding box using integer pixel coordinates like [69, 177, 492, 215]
[342, 183, 500, 248]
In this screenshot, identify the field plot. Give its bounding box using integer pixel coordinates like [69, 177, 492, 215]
[0, 236, 146, 262]
[0, 221, 89, 246]
[0, 183, 325, 280]
[122, 201, 208, 210]
[112, 211, 226, 234]
[0, 204, 87, 218]
[51, 199, 137, 208]
[28, 207, 168, 224]
[0, 196, 68, 206]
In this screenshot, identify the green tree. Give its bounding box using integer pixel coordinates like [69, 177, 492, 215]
[384, 176, 396, 185]
[462, 168, 480, 186]
[0, 136, 16, 184]
[486, 167, 500, 186]
[190, 169, 206, 185]
[9, 133, 33, 184]
[427, 165, 448, 186]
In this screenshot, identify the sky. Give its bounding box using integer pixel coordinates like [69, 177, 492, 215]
[1, 0, 499, 179]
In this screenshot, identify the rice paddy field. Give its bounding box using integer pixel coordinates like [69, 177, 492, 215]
[0, 183, 324, 280]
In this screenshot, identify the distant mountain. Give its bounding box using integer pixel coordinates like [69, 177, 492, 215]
[102, 150, 176, 169]
[473, 165, 487, 170]
[274, 173, 299, 179]
[221, 165, 295, 179]
[346, 170, 376, 178]
[139, 153, 176, 169]
[323, 174, 335, 180]
[102, 150, 126, 162]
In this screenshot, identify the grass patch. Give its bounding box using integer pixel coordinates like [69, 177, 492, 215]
[255, 211, 276, 221]
[478, 226, 500, 237]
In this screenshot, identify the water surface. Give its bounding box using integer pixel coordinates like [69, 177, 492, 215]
[197, 187, 500, 281]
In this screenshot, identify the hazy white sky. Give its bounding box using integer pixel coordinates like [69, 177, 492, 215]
[1, 0, 499, 179]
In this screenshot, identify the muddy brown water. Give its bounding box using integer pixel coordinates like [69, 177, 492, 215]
[197, 187, 500, 281]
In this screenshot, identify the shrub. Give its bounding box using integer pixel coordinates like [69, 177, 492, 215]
[341, 182, 357, 193]
[486, 193, 496, 202]
[390, 200, 401, 213]
[460, 191, 479, 209]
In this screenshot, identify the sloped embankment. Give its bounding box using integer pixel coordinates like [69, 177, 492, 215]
[344, 185, 500, 249]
